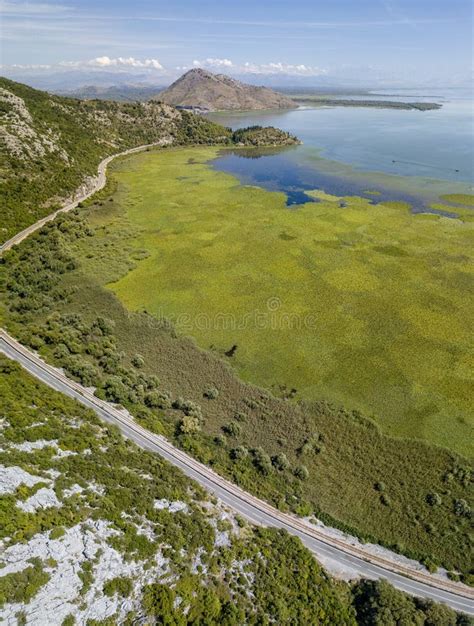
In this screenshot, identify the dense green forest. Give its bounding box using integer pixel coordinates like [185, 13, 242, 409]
[0, 77, 296, 243]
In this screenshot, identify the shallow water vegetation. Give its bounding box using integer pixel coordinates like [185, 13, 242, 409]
[102, 147, 473, 456]
[1, 194, 472, 578]
[440, 194, 474, 207]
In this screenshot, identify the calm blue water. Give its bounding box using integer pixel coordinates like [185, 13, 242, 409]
[210, 150, 460, 215]
[208, 88, 473, 207]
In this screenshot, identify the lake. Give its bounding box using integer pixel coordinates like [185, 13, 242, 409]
[208, 88, 473, 208]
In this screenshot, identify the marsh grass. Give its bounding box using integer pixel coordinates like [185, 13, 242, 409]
[103, 147, 472, 455]
[1, 148, 472, 576]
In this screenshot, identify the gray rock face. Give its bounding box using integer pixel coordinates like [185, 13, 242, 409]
[0, 466, 47, 495]
[157, 68, 298, 112]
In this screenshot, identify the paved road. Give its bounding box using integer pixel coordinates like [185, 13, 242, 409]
[0, 141, 168, 254]
[1, 142, 472, 615]
[1, 331, 473, 615]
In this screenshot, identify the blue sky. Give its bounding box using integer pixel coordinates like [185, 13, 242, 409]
[1, 0, 472, 87]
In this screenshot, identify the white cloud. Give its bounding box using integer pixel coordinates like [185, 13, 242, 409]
[192, 58, 234, 69]
[2, 55, 326, 80]
[241, 61, 327, 76]
[190, 57, 326, 77]
[58, 56, 164, 71]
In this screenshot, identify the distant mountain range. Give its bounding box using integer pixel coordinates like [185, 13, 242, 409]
[156, 69, 298, 112]
[61, 83, 166, 102]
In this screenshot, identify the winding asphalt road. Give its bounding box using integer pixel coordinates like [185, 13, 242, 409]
[1, 144, 472, 615]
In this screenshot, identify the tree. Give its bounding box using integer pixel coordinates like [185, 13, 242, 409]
[102, 375, 129, 404]
[419, 600, 458, 625]
[352, 579, 425, 626]
[142, 584, 184, 624]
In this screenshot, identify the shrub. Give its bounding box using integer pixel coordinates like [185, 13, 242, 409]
[93, 316, 115, 336]
[426, 492, 442, 507]
[145, 391, 172, 410]
[50, 527, 65, 540]
[299, 441, 313, 455]
[294, 465, 309, 481]
[0, 559, 49, 607]
[252, 447, 272, 475]
[103, 576, 133, 598]
[223, 422, 241, 437]
[203, 386, 219, 400]
[179, 415, 201, 435]
[453, 499, 470, 517]
[272, 453, 290, 471]
[131, 354, 145, 369]
[173, 397, 203, 420]
[146, 375, 160, 390]
[230, 446, 248, 461]
[78, 561, 94, 595]
[64, 356, 100, 387]
[99, 353, 122, 374]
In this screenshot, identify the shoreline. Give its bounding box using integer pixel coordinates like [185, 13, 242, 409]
[291, 97, 442, 111]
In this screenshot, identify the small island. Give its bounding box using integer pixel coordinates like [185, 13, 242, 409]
[231, 125, 300, 146]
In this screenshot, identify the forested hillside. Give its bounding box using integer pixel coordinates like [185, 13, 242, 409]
[0, 77, 297, 244]
[0, 77, 231, 243]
